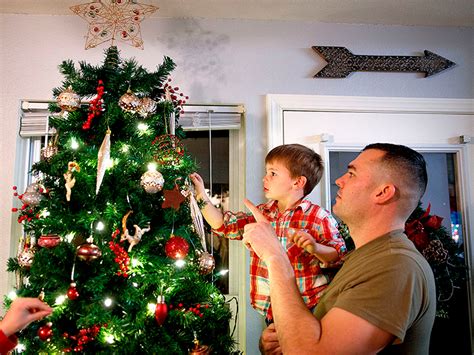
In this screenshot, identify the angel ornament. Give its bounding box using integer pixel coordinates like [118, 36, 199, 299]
[120, 210, 151, 252]
[64, 161, 80, 201]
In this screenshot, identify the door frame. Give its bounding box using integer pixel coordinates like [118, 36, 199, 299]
[266, 93, 474, 348]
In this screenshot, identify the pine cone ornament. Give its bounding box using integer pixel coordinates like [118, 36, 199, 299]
[422, 239, 448, 264]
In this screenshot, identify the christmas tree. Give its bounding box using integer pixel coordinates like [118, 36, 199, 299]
[7, 46, 236, 354]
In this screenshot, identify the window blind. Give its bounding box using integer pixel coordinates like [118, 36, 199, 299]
[19, 100, 244, 137]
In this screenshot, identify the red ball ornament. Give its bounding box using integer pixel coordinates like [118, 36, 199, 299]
[165, 235, 189, 259]
[154, 295, 168, 326]
[67, 282, 80, 300]
[38, 322, 53, 341]
[38, 234, 61, 248]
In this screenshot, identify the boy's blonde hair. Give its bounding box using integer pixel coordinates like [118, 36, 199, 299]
[265, 144, 323, 196]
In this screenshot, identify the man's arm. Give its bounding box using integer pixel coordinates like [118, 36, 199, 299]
[243, 200, 394, 354]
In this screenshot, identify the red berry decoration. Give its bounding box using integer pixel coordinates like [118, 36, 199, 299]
[38, 322, 53, 341]
[109, 229, 130, 277]
[83, 80, 104, 130]
[154, 295, 168, 326]
[165, 235, 189, 259]
[67, 282, 80, 300]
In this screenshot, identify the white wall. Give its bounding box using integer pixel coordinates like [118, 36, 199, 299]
[1, 14, 472, 354]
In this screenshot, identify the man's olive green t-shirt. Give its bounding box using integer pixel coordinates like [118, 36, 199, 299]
[313, 230, 436, 354]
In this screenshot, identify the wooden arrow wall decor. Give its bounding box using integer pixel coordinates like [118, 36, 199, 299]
[312, 46, 455, 78]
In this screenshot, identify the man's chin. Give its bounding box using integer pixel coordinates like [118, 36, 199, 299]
[332, 204, 342, 219]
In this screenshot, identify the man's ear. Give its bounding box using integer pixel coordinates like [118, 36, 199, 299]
[374, 184, 397, 203]
[294, 176, 307, 190]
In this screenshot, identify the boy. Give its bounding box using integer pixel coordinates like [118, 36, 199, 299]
[190, 144, 346, 322]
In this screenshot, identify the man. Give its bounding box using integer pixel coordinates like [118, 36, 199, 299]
[243, 143, 436, 354]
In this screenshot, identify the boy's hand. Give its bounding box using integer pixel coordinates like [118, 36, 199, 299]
[288, 228, 318, 255]
[259, 323, 282, 355]
[189, 173, 207, 199]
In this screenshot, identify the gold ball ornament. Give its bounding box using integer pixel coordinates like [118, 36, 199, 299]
[76, 236, 102, 262]
[189, 335, 210, 355]
[57, 86, 81, 112]
[119, 89, 140, 113]
[197, 251, 215, 275]
[140, 170, 165, 194]
[40, 143, 58, 161]
[138, 97, 157, 118]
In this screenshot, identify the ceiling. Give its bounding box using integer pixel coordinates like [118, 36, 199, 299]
[0, 0, 473, 27]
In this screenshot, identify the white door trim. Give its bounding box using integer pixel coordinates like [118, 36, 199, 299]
[266, 94, 474, 149]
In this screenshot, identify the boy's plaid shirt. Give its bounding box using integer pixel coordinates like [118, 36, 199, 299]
[212, 199, 346, 320]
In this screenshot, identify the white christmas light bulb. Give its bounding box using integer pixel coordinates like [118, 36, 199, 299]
[147, 303, 156, 314]
[175, 259, 186, 268]
[104, 297, 113, 307]
[147, 162, 157, 172]
[71, 138, 79, 150]
[96, 221, 105, 231]
[55, 295, 66, 305]
[137, 123, 148, 131]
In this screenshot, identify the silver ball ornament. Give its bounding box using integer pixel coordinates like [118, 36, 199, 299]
[140, 171, 164, 194]
[21, 183, 44, 206]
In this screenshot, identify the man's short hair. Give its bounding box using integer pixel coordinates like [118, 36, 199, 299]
[363, 143, 428, 206]
[265, 144, 323, 196]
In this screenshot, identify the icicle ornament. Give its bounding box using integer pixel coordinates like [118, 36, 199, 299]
[96, 129, 111, 194]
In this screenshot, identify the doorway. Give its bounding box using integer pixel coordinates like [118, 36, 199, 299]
[267, 94, 474, 353]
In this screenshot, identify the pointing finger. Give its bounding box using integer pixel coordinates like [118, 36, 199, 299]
[244, 198, 268, 223]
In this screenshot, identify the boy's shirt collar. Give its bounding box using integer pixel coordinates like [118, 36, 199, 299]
[261, 199, 311, 214]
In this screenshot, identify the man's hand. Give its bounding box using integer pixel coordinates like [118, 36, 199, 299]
[0, 297, 52, 337]
[259, 323, 282, 355]
[242, 199, 286, 263]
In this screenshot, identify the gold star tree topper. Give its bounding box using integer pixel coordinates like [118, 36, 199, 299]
[71, 0, 158, 50]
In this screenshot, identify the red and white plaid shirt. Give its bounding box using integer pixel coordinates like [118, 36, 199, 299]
[213, 199, 346, 319]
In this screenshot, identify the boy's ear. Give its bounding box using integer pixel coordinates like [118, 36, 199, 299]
[294, 176, 307, 190]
